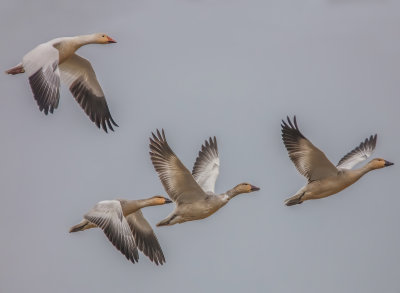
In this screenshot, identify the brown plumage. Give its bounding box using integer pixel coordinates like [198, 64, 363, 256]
[281, 115, 393, 206]
[149, 129, 260, 226]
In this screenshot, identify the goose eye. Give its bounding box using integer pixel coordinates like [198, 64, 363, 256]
[102, 35, 105, 37]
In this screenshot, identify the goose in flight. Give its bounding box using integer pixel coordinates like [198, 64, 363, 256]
[281, 116, 393, 206]
[149, 129, 260, 226]
[69, 196, 172, 265]
[5, 33, 118, 132]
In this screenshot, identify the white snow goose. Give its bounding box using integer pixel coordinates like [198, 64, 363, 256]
[5, 33, 118, 132]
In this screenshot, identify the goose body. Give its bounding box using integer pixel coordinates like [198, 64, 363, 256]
[149, 129, 260, 226]
[6, 33, 118, 132]
[69, 196, 172, 265]
[162, 195, 228, 224]
[281, 116, 394, 206]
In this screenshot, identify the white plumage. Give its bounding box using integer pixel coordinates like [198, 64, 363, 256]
[6, 33, 118, 132]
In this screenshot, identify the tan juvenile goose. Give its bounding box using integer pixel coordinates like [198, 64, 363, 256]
[6, 33, 118, 132]
[69, 196, 172, 265]
[149, 129, 260, 226]
[281, 116, 394, 206]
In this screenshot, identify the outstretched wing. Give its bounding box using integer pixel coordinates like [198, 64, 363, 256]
[337, 135, 377, 170]
[59, 54, 118, 132]
[84, 200, 138, 263]
[23, 43, 61, 115]
[149, 129, 207, 204]
[281, 116, 338, 182]
[126, 210, 166, 265]
[192, 136, 220, 193]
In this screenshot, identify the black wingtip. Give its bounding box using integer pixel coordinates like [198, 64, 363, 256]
[214, 136, 218, 151]
[293, 115, 299, 129]
[281, 115, 298, 130]
[110, 116, 118, 127]
[150, 129, 167, 142]
[160, 128, 166, 141]
[365, 134, 378, 149]
[287, 116, 294, 129]
[281, 115, 304, 135]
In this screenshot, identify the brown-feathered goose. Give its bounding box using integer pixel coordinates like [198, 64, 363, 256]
[69, 196, 172, 265]
[281, 116, 394, 206]
[149, 129, 260, 226]
[5, 33, 118, 132]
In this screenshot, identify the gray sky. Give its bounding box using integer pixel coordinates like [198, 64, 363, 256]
[1, 0, 399, 292]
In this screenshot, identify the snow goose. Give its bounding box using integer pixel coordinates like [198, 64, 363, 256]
[69, 196, 172, 265]
[281, 116, 393, 206]
[6, 33, 118, 132]
[149, 129, 260, 226]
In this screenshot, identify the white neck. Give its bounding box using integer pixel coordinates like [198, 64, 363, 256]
[71, 34, 98, 50]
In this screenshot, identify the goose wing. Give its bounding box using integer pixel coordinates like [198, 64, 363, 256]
[84, 200, 138, 263]
[126, 210, 166, 265]
[192, 136, 220, 193]
[22, 42, 60, 115]
[149, 129, 207, 204]
[59, 54, 118, 132]
[281, 116, 338, 182]
[337, 135, 377, 169]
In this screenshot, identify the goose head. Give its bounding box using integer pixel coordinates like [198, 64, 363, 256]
[234, 183, 260, 194]
[93, 33, 117, 44]
[150, 195, 173, 205]
[368, 158, 394, 170]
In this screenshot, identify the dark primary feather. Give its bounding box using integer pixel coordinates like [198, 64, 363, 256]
[281, 116, 309, 178]
[149, 129, 206, 204]
[28, 62, 60, 115]
[126, 210, 166, 265]
[69, 78, 118, 133]
[281, 116, 338, 182]
[281, 116, 306, 142]
[149, 129, 180, 201]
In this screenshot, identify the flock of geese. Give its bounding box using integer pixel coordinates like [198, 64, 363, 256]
[6, 33, 394, 265]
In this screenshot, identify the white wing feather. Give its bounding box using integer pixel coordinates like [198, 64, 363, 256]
[22, 42, 60, 114]
[337, 135, 377, 170]
[192, 137, 220, 193]
[84, 200, 138, 263]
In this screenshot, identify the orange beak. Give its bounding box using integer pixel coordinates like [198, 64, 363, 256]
[107, 36, 117, 43]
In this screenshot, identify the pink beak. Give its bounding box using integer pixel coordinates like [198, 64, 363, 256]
[107, 36, 117, 43]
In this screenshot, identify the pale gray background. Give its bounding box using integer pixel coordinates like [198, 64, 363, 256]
[0, 0, 399, 292]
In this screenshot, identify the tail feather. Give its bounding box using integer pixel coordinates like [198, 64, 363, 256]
[284, 193, 305, 206]
[156, 218, 171, 227]
[69, 220, 91, 233]
[156, 214, 178, 227]
[5, 64, 25, 75]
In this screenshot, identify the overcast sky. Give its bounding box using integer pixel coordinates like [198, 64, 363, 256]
[1, 0, 399, 292]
